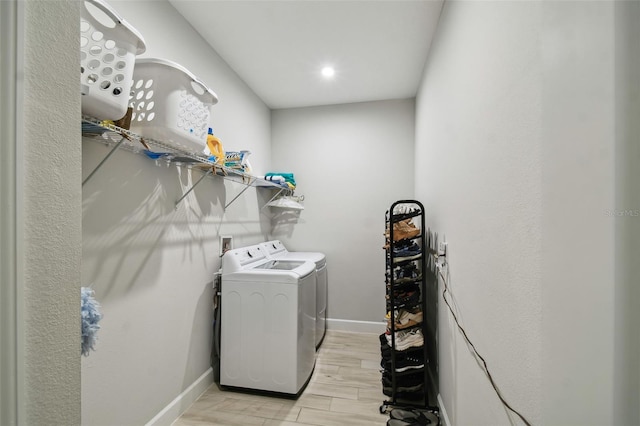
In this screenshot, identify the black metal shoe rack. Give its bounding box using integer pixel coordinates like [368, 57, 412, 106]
[380, 200, 433, 415]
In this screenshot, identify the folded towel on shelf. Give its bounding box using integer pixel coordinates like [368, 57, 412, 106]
[265, 172, 296, 189]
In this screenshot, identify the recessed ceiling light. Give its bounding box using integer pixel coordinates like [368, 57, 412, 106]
[321, 66, 335, 78]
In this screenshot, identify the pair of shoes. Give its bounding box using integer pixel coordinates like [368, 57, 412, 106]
[382, 387, 425, 400]
[386, 308, 423, 330]
[384, 237, 419, 250]
[392, 242, 422, 262]
[385, 328, 424, 351]
[381, 351, 425, 372]
[388, 263, 420, 280]
[385, 219, 420, 242]
[386, 283, 419, 297]
[381, 343, 423, 360]
[382, 371, 424, 388]
[395, 262, 417, 274]
[387, 409, 439, 426]
[386, 288, 420, 310]
[394, 264, 422, 283]
[393, 204, 417, 216]
[382, 381, 424, 395]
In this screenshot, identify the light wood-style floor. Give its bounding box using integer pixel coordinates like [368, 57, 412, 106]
[173, 330, 390, 426]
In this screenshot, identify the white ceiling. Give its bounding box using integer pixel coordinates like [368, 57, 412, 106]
[168, 0, 444, 109]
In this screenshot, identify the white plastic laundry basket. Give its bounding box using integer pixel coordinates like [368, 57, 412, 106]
[128, 58, 219, 154]
[80, 0, 146, 120]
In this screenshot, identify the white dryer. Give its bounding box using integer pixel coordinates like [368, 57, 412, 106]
[261, 240, 327, 348]
[220, 244, 316, 395]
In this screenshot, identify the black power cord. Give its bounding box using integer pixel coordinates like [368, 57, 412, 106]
[436, 264, 533, 426]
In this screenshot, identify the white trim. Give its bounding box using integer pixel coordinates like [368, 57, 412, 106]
[145, 368, 214, 426]
[437, 393, 451, 426]
[326, 318, 386, 334]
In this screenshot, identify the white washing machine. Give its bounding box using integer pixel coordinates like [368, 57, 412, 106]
[220, 244, 316, 395]
[261, 240, 327, 348]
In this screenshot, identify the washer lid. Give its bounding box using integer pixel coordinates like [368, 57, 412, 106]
[254, 260, 305, 271]
[277, 251, 326, 268]
[222, 271, 313, 284]
[222, 262, 316, 283]
[261, 240, 325, 267]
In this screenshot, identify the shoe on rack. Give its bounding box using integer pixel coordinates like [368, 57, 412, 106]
[385, 328, 424, 351]
[393, 204, 417, 216]
[394, 264, 422, 283]
[382, 381, 424, 395]
[386, 288, 421, 310]
[381, 343, 424, 360]
[392, 242, 422, 262]
[385, 219, 421, 242]
[389, 408, 439, 425]
[387, 419, 425, 426]
[382, 386, 425, 399]
[386, 283, 420, 298]
[394, 263, 417, 275]
[386, 307, 423, 326]
[382, 373, 424, 390]
[381, 351, 425, 372]
[386, 308, 424, 330]
[393, 241, 421, 256]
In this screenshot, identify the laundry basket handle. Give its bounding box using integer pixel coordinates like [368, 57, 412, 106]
[191, 77, 216, 99]
[84, 0, 124, 27]
[83, 0, 146, 54]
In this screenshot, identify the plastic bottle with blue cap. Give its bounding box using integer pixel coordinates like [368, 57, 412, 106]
[206, 128, 225, 166]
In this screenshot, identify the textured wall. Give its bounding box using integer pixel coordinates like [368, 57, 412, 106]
[416, 1, 619, 425]
[271, 99, 415, 323]
[22, 0, 82, 424]
[80, 1, 272, 425]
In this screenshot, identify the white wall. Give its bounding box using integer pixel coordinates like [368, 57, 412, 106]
[416, 2, 542, 424]
[416, 1, 621, 425]
[21, 1, 82, 424]
[271, 99, 415, 324]
[81, 1, 271, 425]
[539, 3, 616, 424]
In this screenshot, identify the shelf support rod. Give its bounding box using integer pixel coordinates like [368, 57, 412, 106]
[82, 136, 126, 187]
[260, 188, 286, 211]
[175, 169, 211, 209]
[224, 178, 254, 210]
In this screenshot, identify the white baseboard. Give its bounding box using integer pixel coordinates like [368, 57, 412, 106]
[437, 393, 451, 426]
[145, 368, 213, 426]
[326, 318, 386, 334]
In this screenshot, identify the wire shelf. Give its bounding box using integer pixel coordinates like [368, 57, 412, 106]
[81, 115, 292, 208]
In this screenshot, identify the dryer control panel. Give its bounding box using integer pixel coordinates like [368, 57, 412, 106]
[261, 240, 287, 256]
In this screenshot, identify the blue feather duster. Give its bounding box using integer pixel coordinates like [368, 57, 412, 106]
[81, 287, 103, 356]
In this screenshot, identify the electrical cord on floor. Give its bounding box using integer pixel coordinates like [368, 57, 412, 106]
[434, 260, 532, 426]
